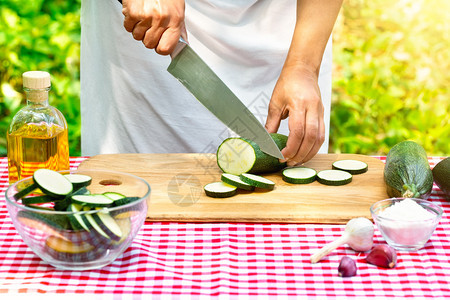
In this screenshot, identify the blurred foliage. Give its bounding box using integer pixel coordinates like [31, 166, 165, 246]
[331, 0, 449, 155]
[0, 0, 81, 156]
[0, 0, 448, 157]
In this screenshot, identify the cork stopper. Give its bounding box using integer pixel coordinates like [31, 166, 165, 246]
[23, 71, 51, 89]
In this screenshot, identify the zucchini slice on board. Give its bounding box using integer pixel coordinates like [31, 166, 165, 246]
[332, 159, 368, 175]
[239, 173, 275, 190]
[64, 174, 92, 190]
[71, 194, 114, 207]
[204, 182, 237, 198]
[316, 170, 353, 186]
[282, 167, 317, 184]
[33, 169, 73, 198]
[221, 173, 255, 191]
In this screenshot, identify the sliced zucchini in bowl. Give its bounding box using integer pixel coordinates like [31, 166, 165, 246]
[21, 195, 56, 205]
[17, 210, 70, 232]
[67, 203, 91, 232]
[33, 169, 73, 198]
[103, 192, 126, 201]
[64, 174, 92, 190]
[71, 194, 114, 207]
[45, 235, 104, 263]
[92, 208, 123, 241]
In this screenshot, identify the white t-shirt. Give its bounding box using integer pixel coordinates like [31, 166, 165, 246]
[80, 0, 332, 156]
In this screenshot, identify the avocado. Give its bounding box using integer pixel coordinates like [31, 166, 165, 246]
[432, 157, 450, 199]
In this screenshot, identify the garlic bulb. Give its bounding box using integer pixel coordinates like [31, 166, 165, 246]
[311, 217, 374, 264]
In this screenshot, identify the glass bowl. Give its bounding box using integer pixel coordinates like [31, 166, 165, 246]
[370, 198, 442, 251]
[5, 169, 151, 270]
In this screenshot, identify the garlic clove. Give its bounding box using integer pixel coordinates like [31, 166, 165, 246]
[338, 256, 357, 277]
[365, 244, 397, 268]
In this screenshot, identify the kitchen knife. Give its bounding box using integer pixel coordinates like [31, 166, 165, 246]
[168, 38, 284, 160]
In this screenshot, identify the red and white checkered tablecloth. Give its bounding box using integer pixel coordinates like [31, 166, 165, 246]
[0, 156, 449, 298]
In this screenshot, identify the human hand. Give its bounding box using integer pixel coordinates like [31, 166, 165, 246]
[265, 65, 325, 166]
[122, 0, 186, 55]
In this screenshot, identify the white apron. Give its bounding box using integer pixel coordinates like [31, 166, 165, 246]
[80, 0, 332, 155]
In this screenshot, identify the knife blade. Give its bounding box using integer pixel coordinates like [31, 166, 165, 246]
[167, 38, 284, 160]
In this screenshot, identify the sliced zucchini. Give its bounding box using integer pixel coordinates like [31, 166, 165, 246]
[64, 174, 92, 190]
[317, 170, 353, 186]
[71, 186, 91, 196]
[103, 192, 126, 201]
[24, 204, 55, 211]
[92, 208, 122, 241]
[111, 218, 132, 247]
[45, 235, 94, 254]
[216, 138, 257, 175]
[204, 182, 237, 198]
[33, 169, 73, 198]
[239, 173, 275, 190]
[71, 194, 114, 207]
[53, 197, 72, 211]
[216, 133, 287, 175]
[282, 167, 317, 184]
[67, 203, 90, 231]
[82, 207, 111, 240]
[221, 173, 255, 191]
[13, 182, 38, 200]
[45, 235, 104, 263]
[17, 210, 70, 232]
[332, 159, 368, 175]
[113, 196, 141, 207]
[22, 195, 55, 205]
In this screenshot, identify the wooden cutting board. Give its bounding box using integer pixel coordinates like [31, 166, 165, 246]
[77, 153, 388, 224]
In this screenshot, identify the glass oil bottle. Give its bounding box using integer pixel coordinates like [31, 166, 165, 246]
[7, 71, 70, 184]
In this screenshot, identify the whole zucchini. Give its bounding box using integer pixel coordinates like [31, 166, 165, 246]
[432, 157, 450, 199]
[384, 141, 433, 199]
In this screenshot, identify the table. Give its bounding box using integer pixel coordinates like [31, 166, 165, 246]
[0, 156, 449, 298]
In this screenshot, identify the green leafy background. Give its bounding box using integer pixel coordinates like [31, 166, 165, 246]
[1, 0, 448, 157]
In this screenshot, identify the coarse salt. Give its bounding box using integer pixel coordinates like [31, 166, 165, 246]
[376, 198, 439, 248]
[379, 198, 435, 221]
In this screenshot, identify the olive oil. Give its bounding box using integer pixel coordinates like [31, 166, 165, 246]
[7, 71, 70, 183]
[7, 122, 69, 183]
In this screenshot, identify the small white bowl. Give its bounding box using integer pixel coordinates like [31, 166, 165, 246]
[370, 198, 443, 251]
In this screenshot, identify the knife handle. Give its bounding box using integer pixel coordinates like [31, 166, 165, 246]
[171, 37, 188, 58]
